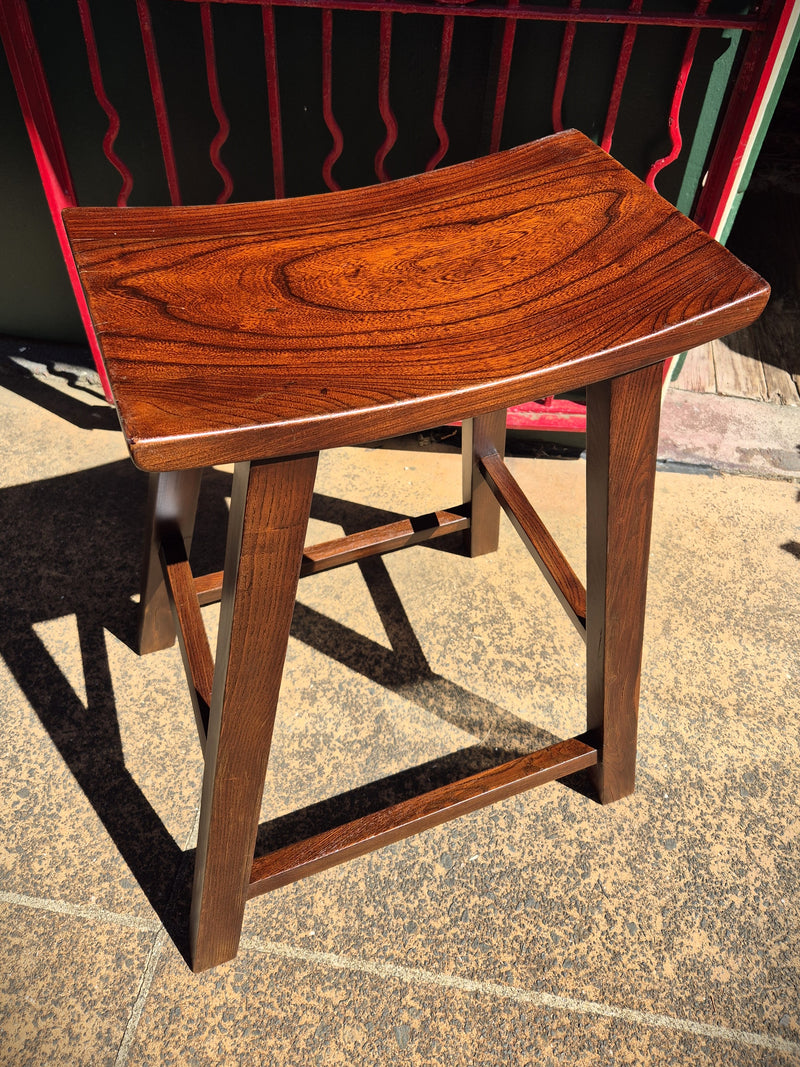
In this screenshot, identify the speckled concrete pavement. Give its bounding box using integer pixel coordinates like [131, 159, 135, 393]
[1, 350, 798, 1066]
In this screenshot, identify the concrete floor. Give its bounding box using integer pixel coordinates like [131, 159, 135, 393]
[0, 349, 798, 1066]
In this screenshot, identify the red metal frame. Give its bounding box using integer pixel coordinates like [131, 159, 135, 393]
[137, 0, 183, 204]
[0, 0, 111, 398]
[646, 0, 712, 189]
[427, 13, 453, 171]
[0, 0, 789, 426]
[600, 0, 641, 153]
[694, 0, 797, 239]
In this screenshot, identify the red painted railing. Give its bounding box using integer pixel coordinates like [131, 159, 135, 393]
[0, 0, 788, 427]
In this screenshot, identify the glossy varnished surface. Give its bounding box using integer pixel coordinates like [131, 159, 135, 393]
[64, 130, 768, 470]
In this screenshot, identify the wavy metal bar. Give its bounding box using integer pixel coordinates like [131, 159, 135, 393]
[262, 3, 285, 198]
[200, 2, 234, 203]
[600, 0, 642, 153]
[489, 0, 518, 153]
[426, 14, 453, 170]
[76, 0, 133, 206]
[375, 11, 398, 180]
[321, 9, 343, 190]
[645, 0, 711, 191]
[551, 0, 581, 133]
[136, 0, 182, 204]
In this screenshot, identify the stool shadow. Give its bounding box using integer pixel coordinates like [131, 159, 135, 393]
[254, 494, 594, 861]
[0, 459, 192, 953]
[0, 456, 589, 965]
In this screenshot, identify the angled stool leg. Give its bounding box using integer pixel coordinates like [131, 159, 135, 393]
[462, 410, 507, 557]
[586, 362, 663, 804]
[138, 470, 203, 655]
[191, 453, 318, 972]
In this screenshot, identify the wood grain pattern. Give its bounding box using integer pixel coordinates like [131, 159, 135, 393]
[586, 362, 662, 803]
[248, 737, 597, 896]
[299, 505, 470, 574]
[676, 343, 717, 394]
[763, 361, 800, 405]
[713, 338, 768, 400]
[63, 130, 769, 471]
[190, 453, 318, 972]
[65, 129, 772, 971]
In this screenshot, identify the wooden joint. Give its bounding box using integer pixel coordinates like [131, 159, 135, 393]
[193, 504, 471, 604]
[159, 532, 213, 752]
[477, 452, 587, 635]
[300, 504, 470, 575]
[247, 736, 597, 897]
[194, 570, 224, 606]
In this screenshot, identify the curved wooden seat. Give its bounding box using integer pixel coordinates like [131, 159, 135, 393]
[65, 131, 767, 471]
[63, 130, 768, 972]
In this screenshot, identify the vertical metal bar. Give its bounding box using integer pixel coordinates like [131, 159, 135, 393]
[693, 0, 793, 239]
[645, 0, 711, 191]
[552, 0, 581, 133]
[426, 14, 453, 171]
[136, 0, 182, 205]
[0, 0, 112, 399]
[489, 0, 518, 153]
[600, 0, 642, 153]
[375, 11, 398, 180]
[321, 9, 343, 191]
[76, 0, 134, 206]
[200, 1, 234, 204]
[0, 0, 75, 204]
[262, 2, 285, 198]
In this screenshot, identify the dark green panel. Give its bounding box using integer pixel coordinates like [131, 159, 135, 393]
[0, 47, 82, 342]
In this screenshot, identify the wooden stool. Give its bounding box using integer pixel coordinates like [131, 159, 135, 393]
[63, 131, 768, 972]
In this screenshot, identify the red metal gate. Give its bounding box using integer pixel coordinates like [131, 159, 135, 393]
[1, 0, 794, 428]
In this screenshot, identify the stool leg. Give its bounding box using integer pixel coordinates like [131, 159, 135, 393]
[462, 410, 506, 557]
[190, 453, 318, 972]
[138, 470, 203, 655]
[586, 363, 662, 804]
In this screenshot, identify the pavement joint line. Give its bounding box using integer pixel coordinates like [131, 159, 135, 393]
[240, 935, 800, 1057]
[114, 927, 169, 1067]
[0, 887, 167, 1065]
[2, 887, 798, 1057]
[114, 808, 202, 1067]
[0, 888, 159, 932]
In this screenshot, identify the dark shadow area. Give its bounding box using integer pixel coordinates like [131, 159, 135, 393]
[252, 517, 592, 861]
[1, 445, 591, 963]
[722, 57, 800, 388]
[0, 350, 119, 432]
[0, 458, 193, 957]
[723, 185, 800, 384]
